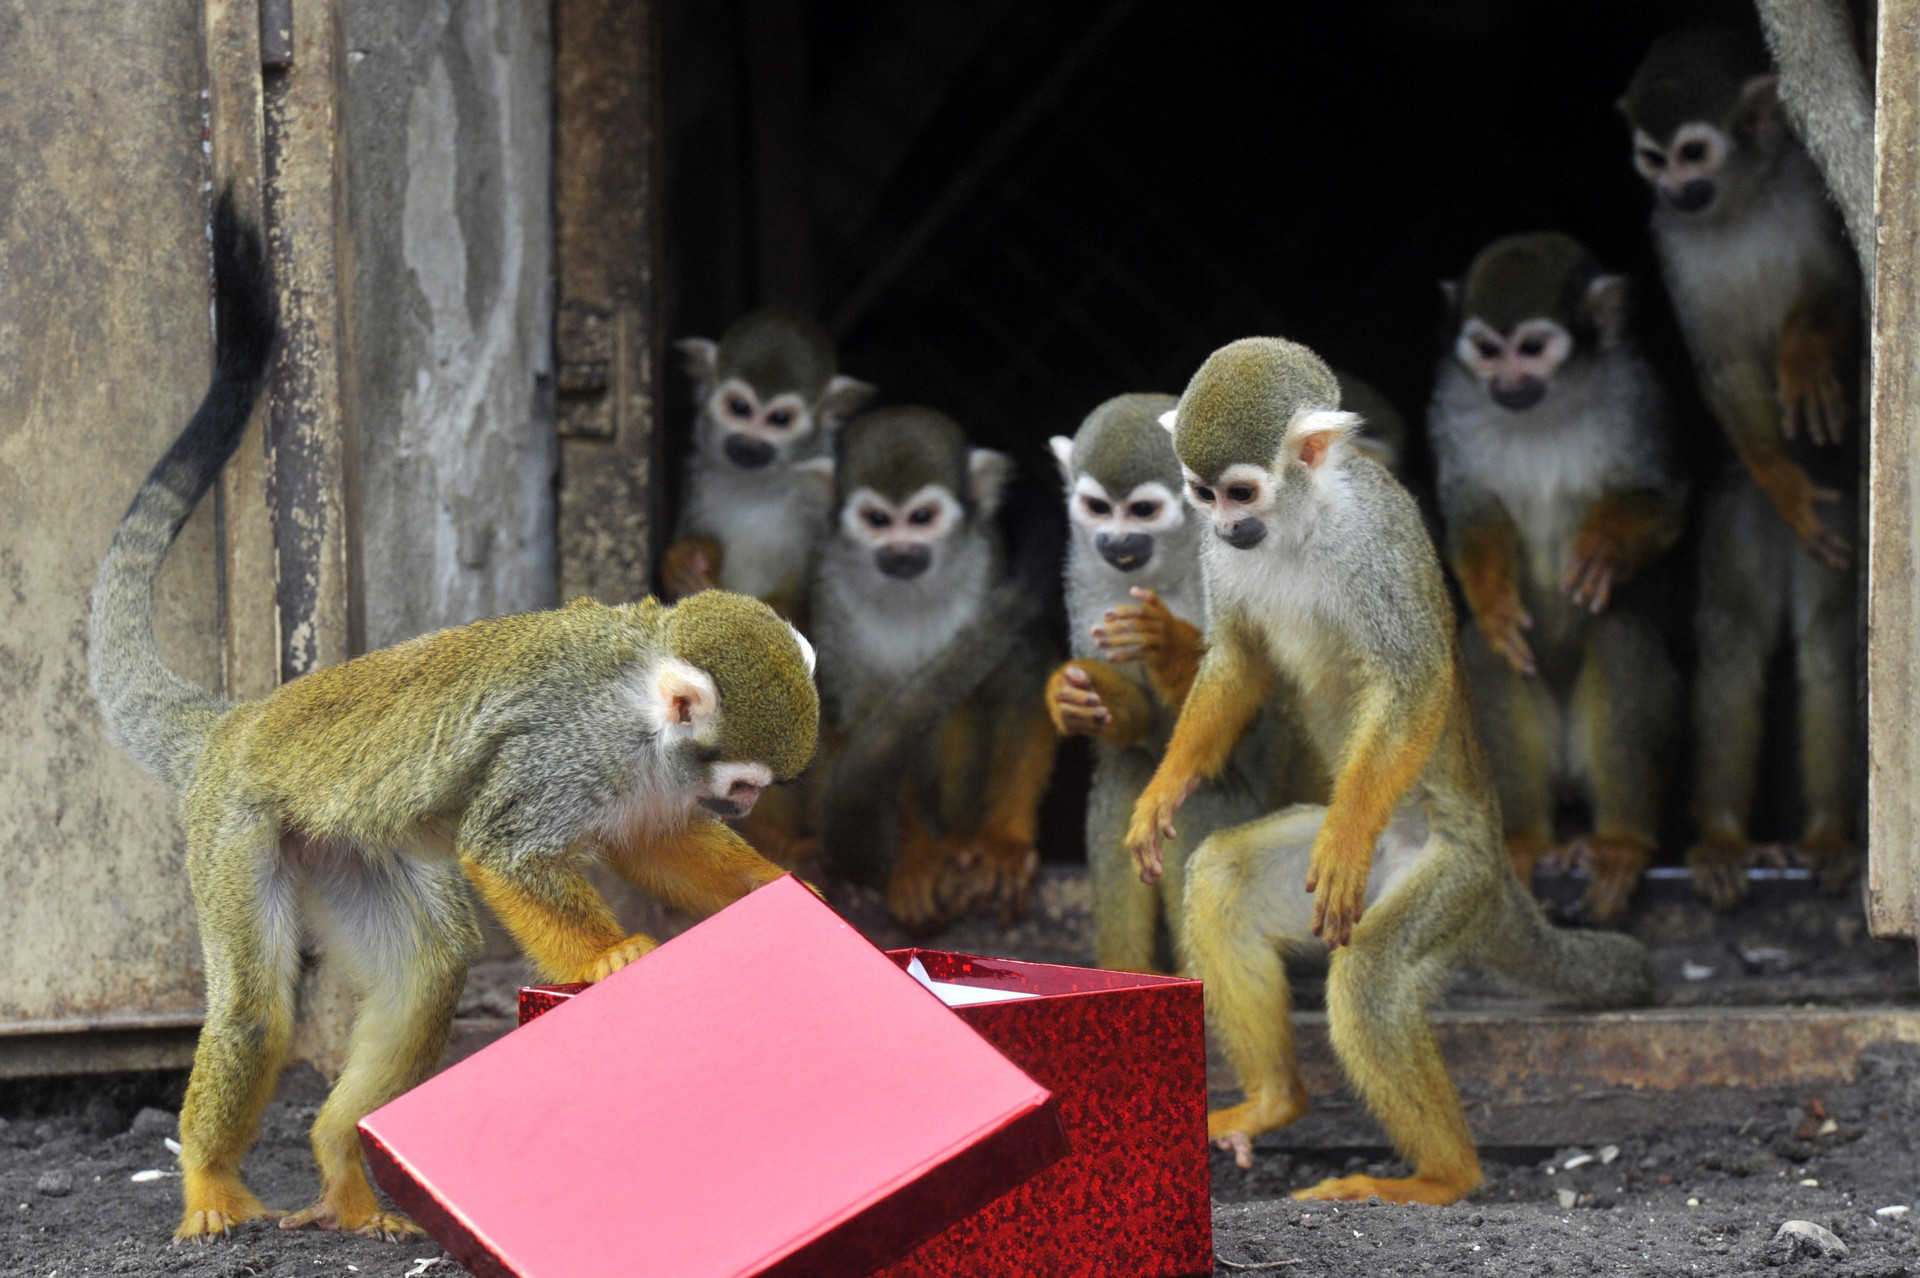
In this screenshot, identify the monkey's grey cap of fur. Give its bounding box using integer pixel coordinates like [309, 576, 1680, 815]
[1170, 338, 1339, 481]
[663, 591, 819, 780]
[1461, 232, 1600, 335]
[834, 404, 970, 504]
[1071, 393, 1181, 495]
[721, 307, 837, 399]
[1621, 25, 1771, 142]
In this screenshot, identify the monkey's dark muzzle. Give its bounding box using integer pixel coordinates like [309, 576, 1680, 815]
[1490, 378, 1547, 411]
[1664, 179, 1716, 213]
[1217, 518, 1267, 550]
[723, 434, 778, 469]
[875, 545, 932, 579]
[1095, 532, 1154, 571]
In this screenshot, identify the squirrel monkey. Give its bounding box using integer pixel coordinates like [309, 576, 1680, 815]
[1128, 338, 1653, 1205]
[662, 308, 875, 620]
[1430, 233, 1684, 923]
[90, 197, 818, 1243]
[1622, 28, 1861, 906]
[807, 406, 1057, 931]
[1046, 394, 1325, 973]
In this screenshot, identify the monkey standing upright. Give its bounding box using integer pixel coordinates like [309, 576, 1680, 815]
[90, 198, 818, 1242]
[807, 407, 1058, 931]
[1430, 232, 1685, 923]
[1622, 28, 1860, 906]
[662, 309, 875, 620]
[1127, 338, 1653, 1205]
[1045, 394, 1324, 973]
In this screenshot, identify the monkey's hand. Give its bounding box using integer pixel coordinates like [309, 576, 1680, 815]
[1097, 587, 1203, 705]
[1305, 833, 1369, 950]
[1751, 455, 1849, 570]
[1470, 587, 1535, 677]
[944, 834, 1040, 925]
[660, 536, 723, 600]
[1778, 308, 1849, 447]
[1047, 664, 1112, 736]
[1563, 525, 1631, 615]
[1124, 773, 1201, 884]
[584, 933, 659, 982]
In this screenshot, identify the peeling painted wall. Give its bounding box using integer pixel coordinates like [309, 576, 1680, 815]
[345, 0, 557, 650]
[0, 3, 219, 1024]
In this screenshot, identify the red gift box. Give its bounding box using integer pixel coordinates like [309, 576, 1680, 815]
[359, 876, 1068, 1278]
[521, 949, 1211, 1277]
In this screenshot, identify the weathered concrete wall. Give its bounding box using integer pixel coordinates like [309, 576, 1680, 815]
[345, 0, 557, 650]
[0, 2, 219, 1024]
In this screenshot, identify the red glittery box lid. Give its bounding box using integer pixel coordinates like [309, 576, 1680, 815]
[358, 876, 1067, 1278]
[520, 948, 1211, 1277]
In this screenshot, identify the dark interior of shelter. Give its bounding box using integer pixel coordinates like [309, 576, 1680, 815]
[657, 0, 1826, 873]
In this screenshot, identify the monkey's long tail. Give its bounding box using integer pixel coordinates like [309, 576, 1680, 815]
[1470, 875, 1656, 1009]
[88, 191, 276, 792]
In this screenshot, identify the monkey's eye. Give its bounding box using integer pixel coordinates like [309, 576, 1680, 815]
[908, 506, 936, 526]
[1129, 501, 1158, 519]
[1517, 336, 1545, 357]
[1085, 497, 1112, 516]
[1475, 340, 1501, 360]
[766, 408, 794, 428]
[1226, 485, 1256, 504]
[1190, 484, 1215, 504]
[1639, 148, 1668, 169]
[1678, 140, 1707, 163]
[726, 396, 753, 418]
[863, 509, 892, 529]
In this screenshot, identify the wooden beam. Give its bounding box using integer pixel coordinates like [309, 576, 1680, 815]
[1867, 0, 1919, 939]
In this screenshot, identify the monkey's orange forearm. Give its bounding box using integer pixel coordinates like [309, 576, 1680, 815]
[1150, 628, 1272, 801]
[1451, 520, 1523, 633]
[981, 702, 1059, 846]
[1315, 683, 1450, 877]
[1778, 291, 1853, 401]
[461, 856, 628, 983]
[603, 815, 787, 918]
[1046, 659, 1155, 746]
[1575, 490, 1683, 583]
[1144, 614, 1205, 709]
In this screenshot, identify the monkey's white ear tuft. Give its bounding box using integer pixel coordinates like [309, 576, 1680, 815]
[1735, 74, 1781, 137]
[1438, 279, 1462, 313]
[1157, 409, 1178, 435]
[793, 455, 835, 498]
[816, 375, 877, 430]
[786, 623, 816, 677]
[969, 448, 1013, 517]
[675, 338, 719, 388]
[1048, 435, 1076, 482]
[1286, 409, 1361, 471]
[646, 658, 719, 737]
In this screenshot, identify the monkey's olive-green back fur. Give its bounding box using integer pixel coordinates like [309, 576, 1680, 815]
[835, 404, 969, 503]
[1461, 232, 1599, 335]
[1622, 25, 1771, 142]
[721, 307, 837, 399]
[1170, 338, 1341, 481]
[1071, 393, 1181, 495]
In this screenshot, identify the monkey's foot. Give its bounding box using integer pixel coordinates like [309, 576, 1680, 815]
[1686, 837, 1751, 911]
[585, 933, 658, 982]
[1208, 1094, 1308, 1170]
[279, 1195, 424, 1242]
[943, 835, 1039, 925]
[1801, 833, 1860, 896]
[1575, 836, 1651, 925]
[175, 1171, 278, 1242]
[1505, 835, 1557, 890]
[1292, 1171, 1479, 1206]
[885, 854, 950, 935]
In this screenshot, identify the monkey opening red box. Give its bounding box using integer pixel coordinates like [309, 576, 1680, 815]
[519, 944, 1211, 1277]
[357, 876, 1068, 1278]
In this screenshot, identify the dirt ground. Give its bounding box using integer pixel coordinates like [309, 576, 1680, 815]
[3, 866, 1916, 1278]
